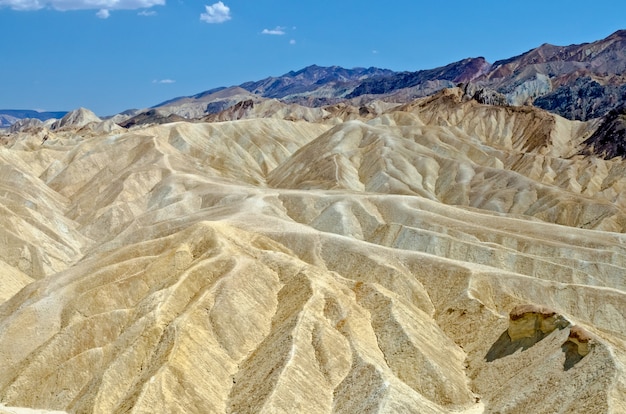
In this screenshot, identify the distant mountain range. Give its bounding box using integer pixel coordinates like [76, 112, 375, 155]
[0, 109, 68, 127]
[151, 30, 626, 122]
[4, 30, 626, 127]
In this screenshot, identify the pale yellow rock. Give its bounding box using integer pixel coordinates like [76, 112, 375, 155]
[0, 404, 66, 414]
[507, 304, 568, 341]
[0, 90, 624, 413]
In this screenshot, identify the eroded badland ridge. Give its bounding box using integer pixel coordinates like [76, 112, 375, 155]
[0, 33, 626, 414]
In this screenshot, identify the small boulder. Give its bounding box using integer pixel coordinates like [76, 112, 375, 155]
[567, 325, 593, 357]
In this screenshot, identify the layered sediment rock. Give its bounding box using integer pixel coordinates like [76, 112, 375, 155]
[0, 89, 625, 413]
[507, 305, 568, 341]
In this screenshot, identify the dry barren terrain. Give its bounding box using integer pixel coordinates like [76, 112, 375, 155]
[0, 88, 624, 413]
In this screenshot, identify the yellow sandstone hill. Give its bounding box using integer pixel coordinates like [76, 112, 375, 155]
[0, 88, 624, 413]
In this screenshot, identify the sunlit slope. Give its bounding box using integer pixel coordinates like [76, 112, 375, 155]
[0, 91, 624, 413]
[270, 89, 626, 231]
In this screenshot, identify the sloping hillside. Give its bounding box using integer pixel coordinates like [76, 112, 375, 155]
[0, 90, 624, 413]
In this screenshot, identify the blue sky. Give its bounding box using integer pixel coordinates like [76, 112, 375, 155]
[1, 0, 625, 116]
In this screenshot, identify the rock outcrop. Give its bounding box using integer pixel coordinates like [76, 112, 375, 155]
[117, 108, 188, 128]
[461, 83, 508, 106]
[507, 305, 568, 341]
[534, 76, 626, 120]
[566, 326, 594, 357]
[580, 105, 626, 158]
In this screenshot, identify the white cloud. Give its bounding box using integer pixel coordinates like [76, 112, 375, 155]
[0, 0, 164, 11]
[200, 1, 230, 24]
[262, 26, 285, 35]
[138, 9, 156, 16]
[289, 39, 296, 45]
[0, 0, 42, 11]
[153, 79, 176, 84]
[96, 8, 109, 18]
[372, 50, 379, 54]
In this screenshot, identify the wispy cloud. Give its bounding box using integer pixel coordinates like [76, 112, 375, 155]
[0, 0, 164, 11]
[153, 79, 176, 84]
[138, 9, 156, 16]
[0, 0, 48, 11]
[96, 8, 109, 18]
[289, 39, 296, 45]
[200, 1, 231, 24]
[262, 26, 286, 35]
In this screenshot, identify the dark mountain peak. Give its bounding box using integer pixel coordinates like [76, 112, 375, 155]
[491, 43, 561, 69]
[345, 56, 491, 99]
[462, 56, 488, 63]
[492, 29, 626, 71]
[239, 64, 393, 99]
[289, 64, 326, 75]
[608, 29, 626, 39]
[283, 64, 390, 81]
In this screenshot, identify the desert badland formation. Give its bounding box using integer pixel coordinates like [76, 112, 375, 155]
[1, 32, 626, 414]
